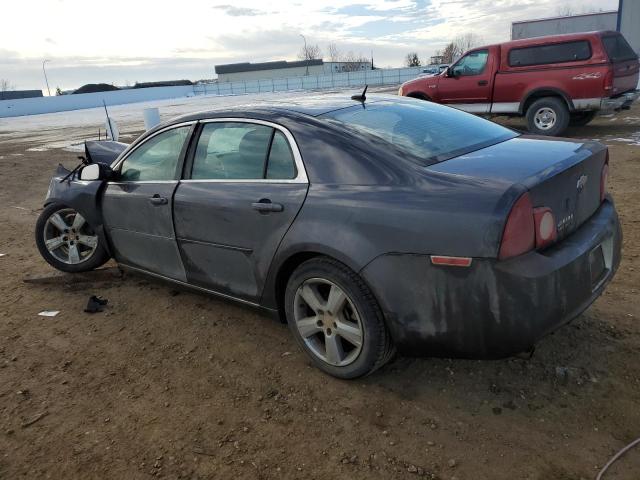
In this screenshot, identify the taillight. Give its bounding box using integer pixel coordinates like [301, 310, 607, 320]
[600, 151, 609, 202]
[499, 193, 535, 260]
[533, 207, 557, 249]
[604, 68, 614, 92]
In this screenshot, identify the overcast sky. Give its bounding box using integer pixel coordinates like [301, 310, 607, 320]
[1, 0, 618, 92]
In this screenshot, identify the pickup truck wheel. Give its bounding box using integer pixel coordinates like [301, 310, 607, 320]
[569, 111, 597, 127]
[526, 97, 570, 136]
[35, 203, 110, 273]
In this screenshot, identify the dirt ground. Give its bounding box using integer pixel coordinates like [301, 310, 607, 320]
[1, 104, 639, 480]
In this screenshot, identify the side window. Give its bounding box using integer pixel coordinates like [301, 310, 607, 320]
[452, 50, 488, 77]
[192, 122, 272, 180]
[266, 131, 297, 179]
[119, 126, 190, 181]
[508, 41, 592, 67]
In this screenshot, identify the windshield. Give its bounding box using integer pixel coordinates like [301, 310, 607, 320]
[321, 100, 517, 164]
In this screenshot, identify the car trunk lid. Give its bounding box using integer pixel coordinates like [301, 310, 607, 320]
[427, 136, 607, 242]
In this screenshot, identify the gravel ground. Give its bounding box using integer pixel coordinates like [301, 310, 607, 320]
[0, 97, 639, 480]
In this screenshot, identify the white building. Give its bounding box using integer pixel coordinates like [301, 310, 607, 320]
[511, 11, 618, 40]
[215, 59, 371, 83]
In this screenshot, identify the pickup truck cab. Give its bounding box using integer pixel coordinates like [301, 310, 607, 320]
[399, 31, 640, 136]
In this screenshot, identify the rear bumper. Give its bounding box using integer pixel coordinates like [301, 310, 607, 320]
[361, 198, 622, 358]
[600, 90, 640, 112]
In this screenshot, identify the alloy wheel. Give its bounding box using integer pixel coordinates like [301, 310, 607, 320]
[293, 278, 364, 367]
[43, 208, 98, 265]
[534, 107, 557, 130]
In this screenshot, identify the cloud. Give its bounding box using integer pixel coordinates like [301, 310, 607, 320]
[212, 4, 265, 16]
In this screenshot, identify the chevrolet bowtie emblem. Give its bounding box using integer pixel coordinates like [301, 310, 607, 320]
[576, 174, 588, 192]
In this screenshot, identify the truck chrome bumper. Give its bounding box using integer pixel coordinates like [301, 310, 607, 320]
[600, 90, 640, 112]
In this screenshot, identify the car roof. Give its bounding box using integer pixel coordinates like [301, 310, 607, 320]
[168, 93, 397, 124]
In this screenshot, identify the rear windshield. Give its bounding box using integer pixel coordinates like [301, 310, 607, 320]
[508, 40, 592, 67]
[602, 34, 638, 62]
[320, 100, 517, 164]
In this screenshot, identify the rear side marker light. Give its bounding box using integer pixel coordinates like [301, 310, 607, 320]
[533, 207, 557, 249]
[431, 255, 472, 267]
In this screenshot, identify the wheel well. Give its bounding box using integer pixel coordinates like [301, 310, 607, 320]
[522, 91, 572, 115]
[274, 251, 324, 322]
[407, 92, 430, 101]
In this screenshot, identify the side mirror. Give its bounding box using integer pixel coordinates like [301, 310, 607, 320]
[446, 68, 457, 78]
[79, 163, 112, 181]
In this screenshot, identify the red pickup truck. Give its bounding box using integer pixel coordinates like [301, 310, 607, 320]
[399, 31, 640, 136]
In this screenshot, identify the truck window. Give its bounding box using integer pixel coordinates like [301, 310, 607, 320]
[508, 40, 592, 67]
[601, 34, 638, 62]
[451, 50, 488, 76]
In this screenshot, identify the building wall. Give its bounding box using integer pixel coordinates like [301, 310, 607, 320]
[512, 12, 618, 39]
[217, 62, 370, 83]
[0, 85, 194, 118]
[619, 0, 640, 54]
[218, 65, 326, 83]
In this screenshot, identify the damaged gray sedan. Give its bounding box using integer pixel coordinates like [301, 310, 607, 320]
[36, 95, 621, 378]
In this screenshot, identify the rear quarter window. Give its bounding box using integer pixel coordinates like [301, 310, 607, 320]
[508, 40, 592, 67]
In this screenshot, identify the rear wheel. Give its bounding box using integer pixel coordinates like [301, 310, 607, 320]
[35, 203, 109, 273]
[284, 257, 394, 379]
[526, 97, 570, 136]
[569, 111, 597, 127]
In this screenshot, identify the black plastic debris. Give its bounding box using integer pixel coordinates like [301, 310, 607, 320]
[84, 295, 108, 313]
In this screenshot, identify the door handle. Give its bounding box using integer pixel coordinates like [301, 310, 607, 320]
[149, 194, 168, 206]
[478, 80, 488, 86]
[252, 199, 284, 213]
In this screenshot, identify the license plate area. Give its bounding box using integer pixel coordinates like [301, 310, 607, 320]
[589, 244, 608, 290]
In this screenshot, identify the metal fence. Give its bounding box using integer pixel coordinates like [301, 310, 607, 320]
[193, 67, 424, 96]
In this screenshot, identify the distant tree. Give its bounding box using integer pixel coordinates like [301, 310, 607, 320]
[556, 5, 574, 17]
[441, 33, 483, 63]
[55, 86, 63, 96]
[327, 42, 341, 62]
[342, 51, 370, 71]
[405, 52, 421, 67]
[0, 79, 14, 92]
[298, 43, 322, 61]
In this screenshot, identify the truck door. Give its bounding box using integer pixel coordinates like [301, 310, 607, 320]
[437, 48, 494, 113]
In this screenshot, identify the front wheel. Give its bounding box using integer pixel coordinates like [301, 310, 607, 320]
[35, 203, 110, 273]
[284, 257, 395, 379]
[525, 97, 570, 136]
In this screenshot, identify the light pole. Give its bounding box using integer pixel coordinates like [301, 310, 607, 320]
[42, 59, 51, 96]
[300, 34, 309, 76]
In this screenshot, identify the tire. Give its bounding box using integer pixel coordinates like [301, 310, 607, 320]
[525, 97, 570, 136]
[569, 111, 597, 127]
[284, 257, 395, 379]
[35, 203, 109, 273]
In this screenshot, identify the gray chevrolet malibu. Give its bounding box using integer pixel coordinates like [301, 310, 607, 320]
[36, 94, 621, 378]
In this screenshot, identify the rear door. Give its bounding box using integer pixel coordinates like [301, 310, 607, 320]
[436, 48, 494, 112]
[102, 123, 194, 281]
[600, 33, 640, 96]
[173, 119, 308, 302]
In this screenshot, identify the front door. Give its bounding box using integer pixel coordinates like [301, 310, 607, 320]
[102, 124, 193, 281]
[173, 120, 308, 302]
[437, 48, 493, 113]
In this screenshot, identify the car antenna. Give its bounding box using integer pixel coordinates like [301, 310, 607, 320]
[351, 85, 368, 102]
